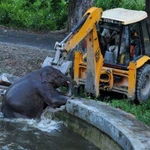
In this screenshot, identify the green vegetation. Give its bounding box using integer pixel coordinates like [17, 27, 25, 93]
[0, 0, 68, 30]
[70, 83, 150, 127]
[103, 99, 150, 127]
[72, 86, 150, 127]
[95, 0, 145, 10]
[0, 0, 145, 30]
[75, 87, 150, 127]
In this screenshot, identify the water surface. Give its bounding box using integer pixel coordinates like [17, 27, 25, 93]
[0, 112, 100, 150]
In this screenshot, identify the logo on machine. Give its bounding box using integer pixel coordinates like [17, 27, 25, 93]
[95, 48, 100, 62]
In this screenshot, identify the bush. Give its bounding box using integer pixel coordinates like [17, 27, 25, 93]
[94, 0, 121, 10]
[0, 0, 68, 30]
[94, 0, 145, 10]
[0, 0, 146, 30]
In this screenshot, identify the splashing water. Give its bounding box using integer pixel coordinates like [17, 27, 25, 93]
[0, 108, 100, 150]
[0, 108, 62, 133]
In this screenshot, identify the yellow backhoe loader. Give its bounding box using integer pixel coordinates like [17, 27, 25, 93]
[43, 7, 150, 103]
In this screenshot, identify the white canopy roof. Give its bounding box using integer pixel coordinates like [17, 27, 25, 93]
[102, 8, 147, 25]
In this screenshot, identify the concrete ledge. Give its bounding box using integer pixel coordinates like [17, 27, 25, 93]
[66, 98, 150, 150]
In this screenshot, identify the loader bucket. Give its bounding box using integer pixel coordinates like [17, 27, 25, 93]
[42, 56, 72, 75]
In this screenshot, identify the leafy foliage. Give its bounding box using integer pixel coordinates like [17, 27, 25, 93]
[0, 0, 146, 30]
[94, 0, 145, 10]
[94, 0, 121, 10]
[0, 0, 68, 30]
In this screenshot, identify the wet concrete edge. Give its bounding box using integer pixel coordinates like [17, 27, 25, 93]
[66, 98, 150, 150]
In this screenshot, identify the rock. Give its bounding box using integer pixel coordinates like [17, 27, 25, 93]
[0, 73, 20, 84]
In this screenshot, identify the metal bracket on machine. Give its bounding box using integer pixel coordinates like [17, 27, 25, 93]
[42, 41, 72, 75]
[42, 56, 72, 75]
[42, 32, 74, 75]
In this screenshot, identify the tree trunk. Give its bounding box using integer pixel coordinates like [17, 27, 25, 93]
[145, 0, 150, 24]
[67, 0, 94, 31]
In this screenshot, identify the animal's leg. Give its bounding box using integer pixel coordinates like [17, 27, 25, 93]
[39, 85, 69, 108]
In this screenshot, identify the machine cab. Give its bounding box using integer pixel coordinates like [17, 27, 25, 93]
[98, 8, 150, 68]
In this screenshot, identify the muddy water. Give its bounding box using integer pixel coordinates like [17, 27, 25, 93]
[0, 112, 100, 150]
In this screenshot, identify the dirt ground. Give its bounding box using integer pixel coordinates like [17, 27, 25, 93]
[0, 43, 55, 77]
[0, 43, 55, 104]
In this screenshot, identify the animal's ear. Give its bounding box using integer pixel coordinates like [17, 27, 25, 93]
[41, 71, 54, 83]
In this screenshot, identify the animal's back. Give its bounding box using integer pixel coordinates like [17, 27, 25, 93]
[1, 74, 45, 118]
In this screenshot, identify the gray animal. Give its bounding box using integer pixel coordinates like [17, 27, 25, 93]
[1, 66, 71, 118]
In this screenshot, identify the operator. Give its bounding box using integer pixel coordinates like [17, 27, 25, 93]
[102, 28, 126, 63]
[108, 32, 126, 63]
[101, 28, 116, 48]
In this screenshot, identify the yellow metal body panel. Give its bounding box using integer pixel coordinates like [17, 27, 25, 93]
[74, 52, 86, 84]
[64, 7, 102, 53]
[128, 62, 136, 99]
[100, 67, 129, 94]
[134, 55, 150, 69]
[85, 27, 104, 97]
[100, 65, 136, 100]
[62, 7, 103, 97]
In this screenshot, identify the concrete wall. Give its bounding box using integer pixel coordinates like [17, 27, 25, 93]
[44, 98, 150, 150]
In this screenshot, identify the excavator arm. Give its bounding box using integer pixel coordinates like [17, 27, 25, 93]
[42, 7, 103, 97]
[64, 7, 102, 52]
[43, 7, 103, 72]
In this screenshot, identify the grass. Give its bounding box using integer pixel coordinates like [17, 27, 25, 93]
[0, 0, 68, 30]
[75, 88, 150, 127]
[104, 98, 150, 127]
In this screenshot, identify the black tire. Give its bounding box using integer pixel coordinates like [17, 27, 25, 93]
[136, 64, 150, 103]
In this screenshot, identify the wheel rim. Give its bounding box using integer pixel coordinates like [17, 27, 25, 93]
[141, 74, 150, 95]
